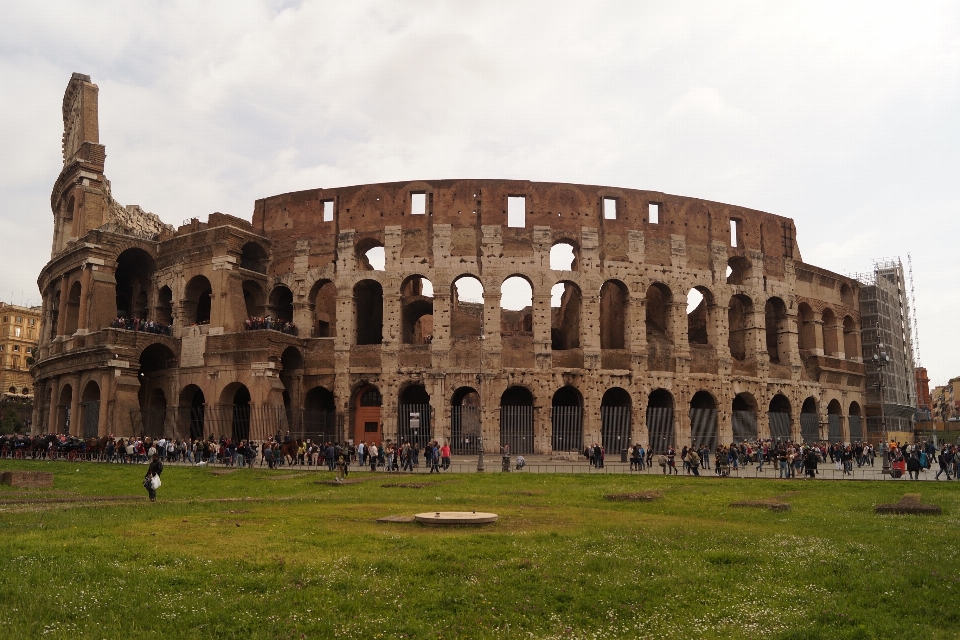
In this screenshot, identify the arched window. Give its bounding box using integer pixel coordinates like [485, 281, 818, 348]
[728, 294, 753, 361]
[550, 241, 579, 271]
[451, 276, 484, 339]
[686, 287, 713, 345]
[184, 276, 213, 325]
[310, 280, 337, 337]
[822, 308, 839, 357]
[401, 275, 434, 345]
[764, 297, 788, 363]
[550, 281, 581, 351]
[354, 280, 383, 345]
[599, 280, 628, 350]
[239, 242, 268, 273]
[797, 303, 816, 351]
[356, 239, 385, 271]
[115, 248, 156, 319]
[843, 315, 859, 359]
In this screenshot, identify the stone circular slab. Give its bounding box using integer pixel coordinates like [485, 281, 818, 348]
[414, 511, 498, 526]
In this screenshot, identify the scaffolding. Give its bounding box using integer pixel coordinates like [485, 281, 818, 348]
[855, 258, 917, 437]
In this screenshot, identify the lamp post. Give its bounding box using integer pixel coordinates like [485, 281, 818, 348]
[872, 332, 891, 474]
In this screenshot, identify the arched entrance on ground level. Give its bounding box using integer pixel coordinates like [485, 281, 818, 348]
[303, 387, 337, 443]
[353, 385, 382, 445]
[849, 402, 863, 441]
[646, 389, 674, 454]
[827, 399, 843, 444]
[551, 386, 583, 453]
[768, 394, 792, 442]
[601, 388, 631, 455]
[398, 384, 431, 449]
[179, 385, 206, 440]
[732, 393, 758, 442]
[500, 386, 534, 455]
[57, 384, 73, 435]
[220, 384, 251, 443]
[451, 387, 481, 455]
[139, 343, 177, 438]
[800, 397, 819, 443]
[689, 391, 718, 452]
[80, 381, 100, 440]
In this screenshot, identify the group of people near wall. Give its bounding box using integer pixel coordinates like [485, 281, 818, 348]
[110, 317, 173, 335]
[244, 316, 297, 335]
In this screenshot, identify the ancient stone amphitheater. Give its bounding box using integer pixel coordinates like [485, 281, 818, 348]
[32, 74, 867, 454]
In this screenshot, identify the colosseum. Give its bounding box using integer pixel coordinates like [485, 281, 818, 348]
[32, 73, 868, 454]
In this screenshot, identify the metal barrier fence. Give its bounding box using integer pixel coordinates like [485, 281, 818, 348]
[551, 405, 582, 453]
[732, 410, 757, 442]
[646, 407, 674, 454]
[450, 405, 481, 455]
[689, 408, 718, 452]
[601, 406, 631, 456]
[800, 412, 819, 443]
[500, 405, 534, 454]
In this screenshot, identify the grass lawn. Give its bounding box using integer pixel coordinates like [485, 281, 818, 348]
[1, 460, 958, 639]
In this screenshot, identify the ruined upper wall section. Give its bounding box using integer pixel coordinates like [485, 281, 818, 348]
[61, 73, 99, 166]
[252, 179, 803, 270]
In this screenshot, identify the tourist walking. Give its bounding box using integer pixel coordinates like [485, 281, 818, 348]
[143, 454, 163, 502]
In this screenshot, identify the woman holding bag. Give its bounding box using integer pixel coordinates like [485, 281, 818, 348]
[144, 454, 163, 502]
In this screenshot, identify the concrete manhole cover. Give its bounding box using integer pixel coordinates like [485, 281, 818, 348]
[414, 511, 498, 526]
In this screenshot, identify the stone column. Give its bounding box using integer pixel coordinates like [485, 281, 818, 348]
[76, 264, 93, 333]
[56, 278, 70, 336]
[533, 292, 552, 369]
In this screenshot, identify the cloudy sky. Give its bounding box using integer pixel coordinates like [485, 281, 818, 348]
[2, 1, 958, 387]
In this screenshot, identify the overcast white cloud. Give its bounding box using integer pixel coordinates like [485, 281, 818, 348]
[1, 0, 958, 385]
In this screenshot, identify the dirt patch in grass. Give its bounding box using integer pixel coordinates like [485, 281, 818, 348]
[604, 491, 662, 502]
[208, 470, 238, 476]
[268, 474, 308, 480]
[381, 483, 429, 489]
[875, 494, 942, 515]
[377, 515, 417, 523]
[502, 490, 546, 496]
[730, 499, 791, 512]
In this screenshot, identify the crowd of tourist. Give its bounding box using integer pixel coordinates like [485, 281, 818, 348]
[110, 317, 173, 335]
[244, 316, 297, 335]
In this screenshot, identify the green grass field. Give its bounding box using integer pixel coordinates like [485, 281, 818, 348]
[1, 460, 958, 639]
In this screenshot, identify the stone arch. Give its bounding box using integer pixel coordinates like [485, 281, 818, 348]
[401, 275, 434, 345]
[764, 297, 789, 363]
[115, 248, 156, 320]
[451, 386, 481, 454]
[239, 242, 269, 274]
[138, 343, 177, 437]
[646, 388, 675, 454]
[550, 239, 579, 271]
[800, 396, 819, 443]
[184, 275, 213, 325]
[450, 275, 484, 339]
[57, 383, 73, 435]
[840, 282, 855, 307]
[64, 281, 82, 335]
[219, 382, 252, 442]
[268, 285, 294, 323]
[500, 385, 534, 455]
[686, 286, 715, 345]
[827, 398, 843, 443]
[242, 280, 265, 319]
[303, 386, 336, 442]
[601, 387, 632, 455]
[550, 280, 581, 351]
[689, 390, 718, 451]
[599, 279, 628, 350]
[398, 383, 431, 448]
[822, 307, 839, 357]
[843, 315, 858, 359]
[79, 380, 101, 440]
[646, 283, 674, 371]
[728, 294, 753, 361]
[500, 275, 534, 337]
[848, 400, 864, 441]
[797, 302, 816, 351]
[156, 286, 173, 325]
[768, 393, 792, 441]
[352, 384, 382, 445]
[309, 279, 337, 337]
[179, 384, 206, 440]
[727, 256, 751, 285]
[356, 237, 385, 271]
[732, 392, 758, 442]
[354, 280, 383, 345]
[551, 386, 583, 453]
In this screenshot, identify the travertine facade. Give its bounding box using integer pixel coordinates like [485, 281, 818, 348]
[33, 74, 867, 452]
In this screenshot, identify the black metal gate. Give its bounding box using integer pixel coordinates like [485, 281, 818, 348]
[601, 406, 631, 456]
[302, 409, 338, 444]
[828, 414, 842, 444]
[800, 412, 819, 443]
[500, 405, 534, 455]
[451, 405, 481, 454]
[398, 403, 431, 449]
[81, 401, 99, 440]
[689, 408, 718, 452]
[849, 415, 863, 441]
[551, 406, 582, 453]
[646, 407, 674, 454]
[768, 412, 791, 442]
[732, 410, 757, 442]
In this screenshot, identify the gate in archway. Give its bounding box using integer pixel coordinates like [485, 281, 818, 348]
[500, 406, 534, 455]
[451, 405, 481, 455]
[689, 408, 718, 452]
[81, 401, 100, 440]
[646, 407, 674, 454]
[551, 406, 582, 453]
[732, 410, 757, 442]
[828, 415, 842, 444]
[601, 406, 631, 456]
[768, 412, 791, 441]
[800, 412, 819, 443]
[398, 403, 431, 450]
[849, 415, 863, 441]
